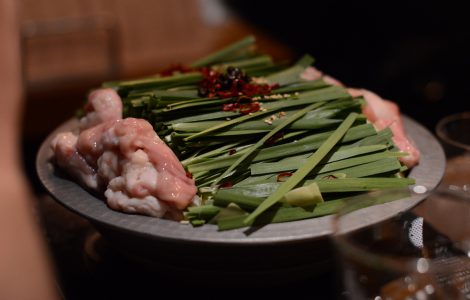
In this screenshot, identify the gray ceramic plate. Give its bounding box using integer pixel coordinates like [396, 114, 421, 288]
[36, 116, 445, 246]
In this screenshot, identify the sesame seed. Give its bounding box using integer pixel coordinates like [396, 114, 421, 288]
[263, 119, 273, 125]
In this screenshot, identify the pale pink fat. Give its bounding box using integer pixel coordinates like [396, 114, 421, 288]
[301, 68, 420, 168]
[52, 88, 197, 219]
[80, 88, 123, 130]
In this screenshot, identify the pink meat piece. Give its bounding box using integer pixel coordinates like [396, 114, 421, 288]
[348, 88, 420, 168]
[300, 66, 324, 81]
[52, 88, 197, 219]
[79, 88, 123, 130]
[61, 118, 197, 218]
[349, 89, 403, 128]
[374, 119, 421, 168]
[101, 118, 197, 211]
[50, 132, 99, 190]
[301, 66, 344, 86]
[76, 121, 116, 169]
[300, 66, 420, 168]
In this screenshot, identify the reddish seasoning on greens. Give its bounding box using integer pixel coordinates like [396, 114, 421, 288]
[222, 96, 261, 115]
[198, 66, 275, 98]
[277, 172, 293, 182]
[239, 101, 261, 114]
[198, 66, 276, 114]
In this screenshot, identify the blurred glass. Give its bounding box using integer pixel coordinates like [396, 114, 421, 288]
[332, 188, 470, 300]
[436, 112, 470, 192]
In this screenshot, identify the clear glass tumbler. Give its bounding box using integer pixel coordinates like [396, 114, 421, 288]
[435, 112, 470, 193]
[332, 188, 470, 300]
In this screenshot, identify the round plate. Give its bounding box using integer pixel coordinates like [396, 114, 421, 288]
[36, 116, 445, 246]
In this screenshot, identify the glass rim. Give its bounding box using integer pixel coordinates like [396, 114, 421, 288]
[435, 111, 470, 152]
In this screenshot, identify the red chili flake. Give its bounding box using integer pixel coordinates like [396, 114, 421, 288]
[322, 174, 338, 180]
[197, 66, 278, 117]
[242, 83, 274, 97]
[277, 172, 293, 182]
[228, 149, 237, 155]
[217, 90, 236, 98]
[222, 103, 238, 112]
[265, 131, 284, 146]
[198, 66, 273, 100]
[159, 64, 193, 77]
[222, 96, 260, 114]
[220, 182, 233, 188]
[239, 101, 260, 114]
[198, 68, 221, 98]
[185, 171, 193, 179]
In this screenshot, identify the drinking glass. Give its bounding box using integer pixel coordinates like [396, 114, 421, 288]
[332, 188, 470, 300]
[436, 112, 470, 192]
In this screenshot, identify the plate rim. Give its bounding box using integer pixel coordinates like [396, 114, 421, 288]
[36, 115, 446, 245]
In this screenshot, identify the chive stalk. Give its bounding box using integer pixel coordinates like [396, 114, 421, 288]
[244, 113, 358, 224]
[190, 35, 256, 68]
[211, 101, 327, 186]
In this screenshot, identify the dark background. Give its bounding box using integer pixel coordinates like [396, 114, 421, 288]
[225, 0, 470, 130]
